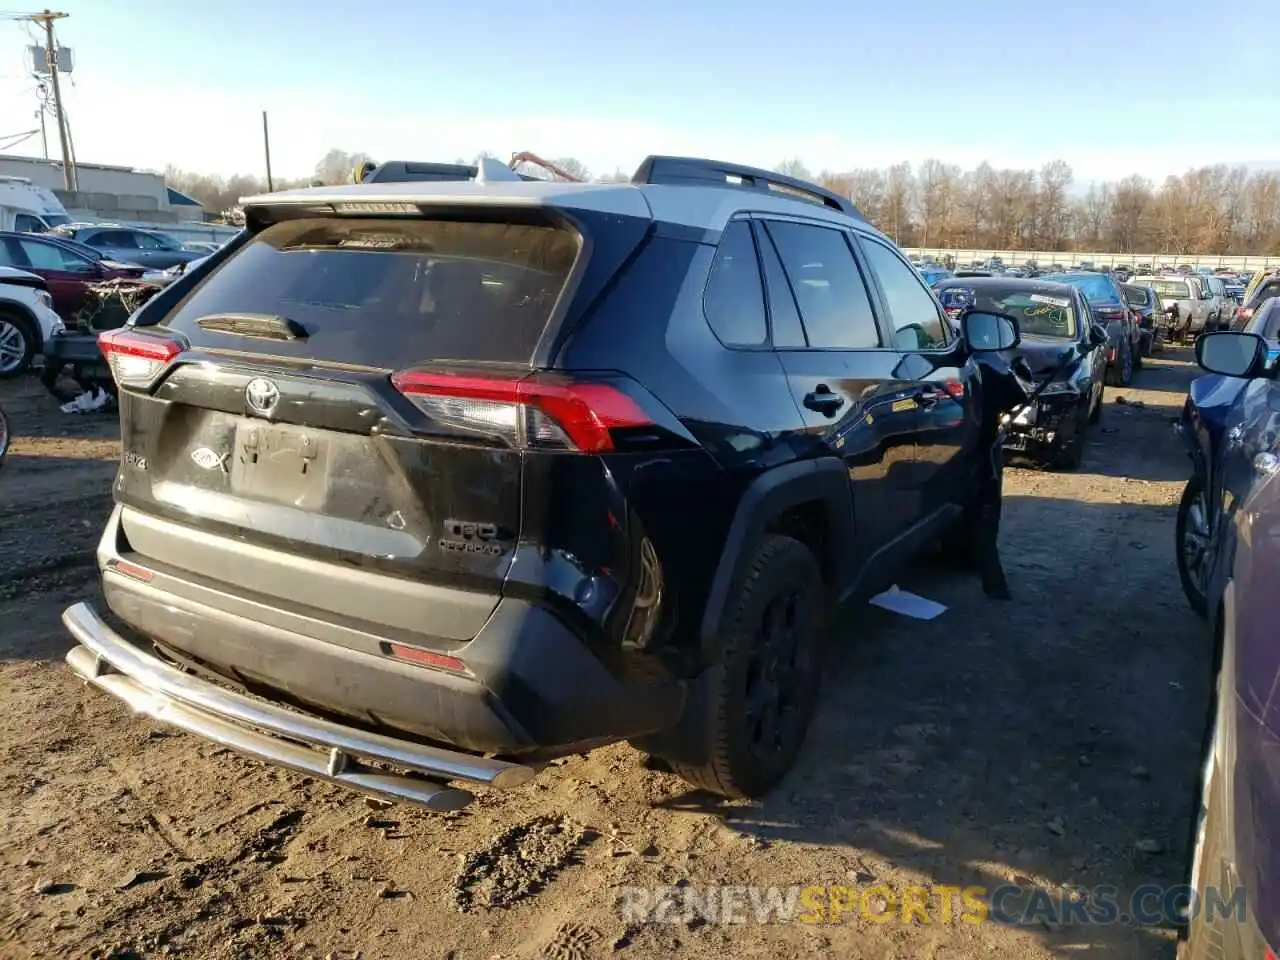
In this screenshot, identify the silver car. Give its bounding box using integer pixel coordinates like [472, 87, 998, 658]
[1131, 274, 1214, 338]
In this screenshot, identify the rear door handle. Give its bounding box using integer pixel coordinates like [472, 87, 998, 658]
[917, 387, 941, 410]
[804, 385, 845, 417]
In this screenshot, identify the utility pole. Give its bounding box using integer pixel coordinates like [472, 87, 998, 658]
[35, 106, 47, 159]
[27, 10, 74, 191]
[262, 111, 274, 191]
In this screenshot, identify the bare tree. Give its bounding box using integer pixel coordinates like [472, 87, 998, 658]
[957, 163, 993, 247]
[1037, 160, 1073, 249]
[1076, 183, 1114, 248]
[884, 163, 914, 244]
[845, 169, 887, 222]
[914, 159, 959, 249]
[774, 158, 813, 182]
[1108, 174, 1153, 252]
[551, 157, 591, 182]
[314, 148, 373, 186]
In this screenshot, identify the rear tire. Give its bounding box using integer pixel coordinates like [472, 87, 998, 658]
[1088, 384, 1104, 424]
[664, 535, 827, 798]
[1176, 475, 1211, 619]
[1106, 341, 1134, 387]
[0, 310, 36, 379]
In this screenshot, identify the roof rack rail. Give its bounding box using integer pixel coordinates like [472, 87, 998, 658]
[631, 155, 863, 219]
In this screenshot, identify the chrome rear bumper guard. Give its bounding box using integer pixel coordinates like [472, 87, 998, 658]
[62, 602, 536, 811]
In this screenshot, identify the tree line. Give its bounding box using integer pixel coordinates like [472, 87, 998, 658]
[164, 149, 1280, 256]
[778, 158, 1280, 256]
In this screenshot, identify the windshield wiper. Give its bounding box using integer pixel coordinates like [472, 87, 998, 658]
[195, 313, 308, 341]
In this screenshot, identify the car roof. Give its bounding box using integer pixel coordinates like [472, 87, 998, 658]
[241, 156, 885, 240]
[935, 276, 1080, 299]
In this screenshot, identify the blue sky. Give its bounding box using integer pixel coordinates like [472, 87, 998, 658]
[1, 0, 1277, 184]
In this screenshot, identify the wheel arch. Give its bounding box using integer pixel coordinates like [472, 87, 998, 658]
[698, 456, 854, 662]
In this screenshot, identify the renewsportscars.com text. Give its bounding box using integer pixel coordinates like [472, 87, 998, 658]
[617, 883, 1245, 927]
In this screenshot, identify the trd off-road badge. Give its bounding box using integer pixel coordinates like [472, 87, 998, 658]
[439, 520, 506, 556]
[190, 447, 229, 473]
[244, 377, 280, 417]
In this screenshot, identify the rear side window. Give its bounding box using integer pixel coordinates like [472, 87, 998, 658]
[94, 231, 137, 248]
[17, 238, 93, 273]
[163, 217, 579, 365]
[702, 220, 767, 347]
[1122, 286, 1150, 306]
[1249, 281, 1280, 310]
[763, 220, 879, 350]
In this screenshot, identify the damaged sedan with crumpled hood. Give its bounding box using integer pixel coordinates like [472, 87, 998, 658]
[937, 277, 1109, 470]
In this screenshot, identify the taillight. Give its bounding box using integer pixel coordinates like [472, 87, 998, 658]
[390, 371, 653, 453]
[98, 328, 184, 390]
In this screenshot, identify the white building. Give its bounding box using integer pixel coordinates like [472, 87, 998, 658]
[0, 153, 205, 224]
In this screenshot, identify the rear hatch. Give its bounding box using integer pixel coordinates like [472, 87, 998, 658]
[104, 205, 647, 647]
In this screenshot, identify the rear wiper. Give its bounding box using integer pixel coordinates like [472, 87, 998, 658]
[196, 313, 308, 341]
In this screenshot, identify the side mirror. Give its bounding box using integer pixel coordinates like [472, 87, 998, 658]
[961, 310, 1020, 352]
[1088, 323, 1109, 348]
[1196, 331, 1266, 378]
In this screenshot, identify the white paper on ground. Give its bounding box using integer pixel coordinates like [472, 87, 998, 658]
[868, 585, 948, 620]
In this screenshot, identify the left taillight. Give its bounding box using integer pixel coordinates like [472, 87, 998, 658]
[390, 370, 654, 453]
[98, 328, 184, 390]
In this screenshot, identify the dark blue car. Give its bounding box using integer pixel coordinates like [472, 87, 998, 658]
[1180, 328, 1280, 960]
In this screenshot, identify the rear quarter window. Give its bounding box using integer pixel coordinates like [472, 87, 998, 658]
[162, 217, 580, 366]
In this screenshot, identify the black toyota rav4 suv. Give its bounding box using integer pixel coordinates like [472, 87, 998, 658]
[65, 157, 1015, 810]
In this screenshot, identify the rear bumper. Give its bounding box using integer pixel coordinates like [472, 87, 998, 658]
[64, 602, 528, 810]
[78, 505, 685, 764]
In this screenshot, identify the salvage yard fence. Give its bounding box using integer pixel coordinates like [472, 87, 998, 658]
[904, 248, 1280, 271]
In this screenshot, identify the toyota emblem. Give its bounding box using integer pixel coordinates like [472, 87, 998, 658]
[245, 377, 280, 417]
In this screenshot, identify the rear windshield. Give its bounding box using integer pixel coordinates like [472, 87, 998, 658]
[1122, 286, 1150, 306]
[162, 217, 579, 365]
[1040, 273, 1118, 304]
[1149, 279, 1193, 299]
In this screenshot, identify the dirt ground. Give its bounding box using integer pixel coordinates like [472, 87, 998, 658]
[0, 350, 1213, 960]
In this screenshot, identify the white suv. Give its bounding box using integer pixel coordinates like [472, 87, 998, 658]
[0, 266, 65, 376]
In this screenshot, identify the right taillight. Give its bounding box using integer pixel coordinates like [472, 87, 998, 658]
[390, 370, 653, 453]
[98, 328, 185, 390]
